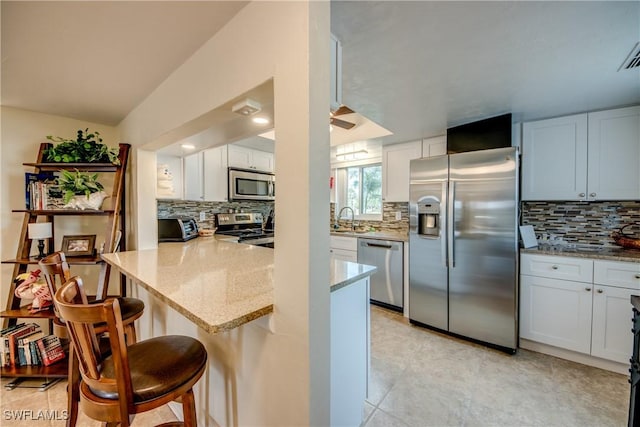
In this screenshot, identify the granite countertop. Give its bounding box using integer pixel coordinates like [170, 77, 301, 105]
[521, 245, 640, 263]
[330, 229, 408, 242]
[101, 238, 375, 334]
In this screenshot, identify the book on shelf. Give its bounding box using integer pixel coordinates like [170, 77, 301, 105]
[0, 323, 26, 366]
[3, 323, 40, 366]
[36, 334, 65, 366]
[17, 329, 44, 366]
[25, 172, 62, 210]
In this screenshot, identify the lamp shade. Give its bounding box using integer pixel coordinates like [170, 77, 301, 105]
[28, 222, 52, 240]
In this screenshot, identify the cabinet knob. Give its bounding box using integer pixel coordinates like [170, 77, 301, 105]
[596, 289, 603, 294]
[635, 274, 640, 279]
[589, 193, 596, 198]
[585, 287, 591, 292]
[551, 265, 559, 270]
[578, 193, 586, 197]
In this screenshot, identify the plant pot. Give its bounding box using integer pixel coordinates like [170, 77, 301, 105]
[63, 191, 108, 210]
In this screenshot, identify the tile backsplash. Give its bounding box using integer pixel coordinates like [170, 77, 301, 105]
[157, 199, 274, 229]
[521, 201, 640, 248]
[330, 202, 409, 234]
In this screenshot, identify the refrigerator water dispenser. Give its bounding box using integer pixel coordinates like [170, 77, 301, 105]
[417, 199, 440, 237]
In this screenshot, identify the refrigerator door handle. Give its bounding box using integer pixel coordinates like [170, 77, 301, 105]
[441, 181, 448, 268]
[448, 181, 455, 268]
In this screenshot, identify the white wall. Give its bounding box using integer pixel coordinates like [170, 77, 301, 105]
[0, 107, 120, 308]
[118, 2, 330, 426]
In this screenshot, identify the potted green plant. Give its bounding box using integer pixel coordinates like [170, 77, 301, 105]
[44, 128, 120, 164]
[57, 169, 108, 210]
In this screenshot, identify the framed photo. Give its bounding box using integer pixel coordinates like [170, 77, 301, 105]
[61, 235, 96, 257]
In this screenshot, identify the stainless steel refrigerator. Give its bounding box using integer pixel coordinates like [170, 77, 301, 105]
[409, 147, 518, 352]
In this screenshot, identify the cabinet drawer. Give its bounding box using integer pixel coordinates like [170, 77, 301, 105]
[521, 254, 593, 282]
[330, 236, 358, 251]
[594, 260, 640, 290]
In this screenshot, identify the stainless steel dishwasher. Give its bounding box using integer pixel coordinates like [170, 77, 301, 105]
[357, 238, 403, 311]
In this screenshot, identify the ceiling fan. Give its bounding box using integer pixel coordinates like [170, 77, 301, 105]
[330, 105, 356, 130]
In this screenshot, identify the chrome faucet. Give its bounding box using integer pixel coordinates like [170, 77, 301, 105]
[337, 206, 355, 231]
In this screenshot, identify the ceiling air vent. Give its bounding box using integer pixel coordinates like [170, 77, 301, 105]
[619, 42, 640, 71]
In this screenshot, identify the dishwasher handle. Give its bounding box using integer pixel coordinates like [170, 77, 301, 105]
[363, 242, 393, 249]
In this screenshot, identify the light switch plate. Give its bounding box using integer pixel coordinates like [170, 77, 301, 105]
[395, 211, 401, 220]
[199, 211, 206, 221]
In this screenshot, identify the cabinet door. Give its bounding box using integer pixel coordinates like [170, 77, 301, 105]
[227, 145, 252, 169]
[382, 140, 422, 202]
[520, 275, 592, 354]
[251, 150, 274, 173]
[591, 285, 634, 364]
[522, 114, 588, 200]
[330, 248, 358, 263]
[587, 106, 640, 200]
[422, 135, 446, 158]
[203, 145, 228, 201]
[183, 152, 203, 201]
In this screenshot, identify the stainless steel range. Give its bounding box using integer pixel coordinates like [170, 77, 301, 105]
[215, 212, 274, 248]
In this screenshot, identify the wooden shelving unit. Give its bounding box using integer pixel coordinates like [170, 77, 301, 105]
[1, 142, 129, 383]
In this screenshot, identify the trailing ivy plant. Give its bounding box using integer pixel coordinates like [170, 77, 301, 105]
[44, 128, 120, 164]
[57, 169, 105, 203]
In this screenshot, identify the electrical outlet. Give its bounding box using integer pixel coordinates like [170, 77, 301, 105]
[199, 211, 206, 221]
[395, 211, 401, 221]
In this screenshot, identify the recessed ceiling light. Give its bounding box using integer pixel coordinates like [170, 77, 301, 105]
[252, 117, 270, 125]
[181, 144, 195, 150]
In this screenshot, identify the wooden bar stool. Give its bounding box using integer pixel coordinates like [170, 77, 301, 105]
[39, 251, 145, 427]
[54, 276, 207, 427]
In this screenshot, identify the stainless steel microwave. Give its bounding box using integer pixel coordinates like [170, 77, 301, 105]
[228, 168, 275, 201]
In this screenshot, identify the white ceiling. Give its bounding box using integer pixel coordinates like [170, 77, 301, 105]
[2, 1, 639, 149]
[331, 1, 640, 144]
[1, 1, 248, 125]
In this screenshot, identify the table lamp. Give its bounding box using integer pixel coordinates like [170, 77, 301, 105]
[28, 222, 52, 259]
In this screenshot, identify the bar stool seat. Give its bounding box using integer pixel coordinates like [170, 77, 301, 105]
[39, 251, 145, 427]
[55, 276, 207, 427]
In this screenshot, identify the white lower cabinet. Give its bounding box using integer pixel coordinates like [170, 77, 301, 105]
[330, 235, 358, 262]
[520, 274, 593, 354]
[591, 285, 636, 363]
[521, 254, 638, 365]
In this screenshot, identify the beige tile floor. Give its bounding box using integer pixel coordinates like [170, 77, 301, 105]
[0, 305, 630, 426]
[364, 306, 630, 427]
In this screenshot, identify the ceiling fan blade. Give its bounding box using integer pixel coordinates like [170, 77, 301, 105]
[330, 117, 356, 129]
[332, 105, 355, 116]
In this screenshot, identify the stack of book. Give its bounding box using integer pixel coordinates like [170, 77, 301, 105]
[25, 172, 63, 210]
[0, 323, 66, 367]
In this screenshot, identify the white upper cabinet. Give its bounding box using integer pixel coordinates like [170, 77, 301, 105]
[183, 152, 204, 201]
[522, 114, 588, 200]
[587, 106, 640, 200]
[522, 106, 640, 201]
[382, 140, 422, 202]
[422, 135, 446, 158]
[228, 144, 274, 173]
[203, 145, 228, 202]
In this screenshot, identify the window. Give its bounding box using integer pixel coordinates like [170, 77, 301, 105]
[336, 163, 382, 219]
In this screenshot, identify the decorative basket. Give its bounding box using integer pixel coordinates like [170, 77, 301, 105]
[612, 223, 640, 250]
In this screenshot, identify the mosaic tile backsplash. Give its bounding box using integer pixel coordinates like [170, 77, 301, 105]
[521, 201, 640, 248]
[157, 199, 274, 230]
[330, 202, 409, 234]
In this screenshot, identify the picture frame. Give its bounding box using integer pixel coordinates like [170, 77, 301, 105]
[61, 234, 96, 257]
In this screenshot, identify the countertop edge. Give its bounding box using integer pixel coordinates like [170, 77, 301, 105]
[521, 247, 640, 263]
[330, 263, 377, 293]
[330, 231, 408, 242]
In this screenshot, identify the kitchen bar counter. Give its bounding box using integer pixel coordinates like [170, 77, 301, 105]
[522, 245, 640, 263]
[101, 237, 375, 334]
